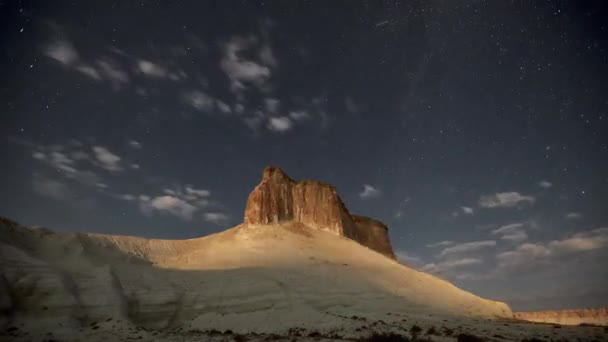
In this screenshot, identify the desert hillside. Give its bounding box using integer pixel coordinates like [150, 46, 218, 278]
[0, 217, 512, 334]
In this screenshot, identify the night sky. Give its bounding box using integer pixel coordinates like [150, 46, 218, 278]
[2, 1, 608, 311]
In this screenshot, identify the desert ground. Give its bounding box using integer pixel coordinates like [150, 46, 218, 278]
[1, 217, 606, 341]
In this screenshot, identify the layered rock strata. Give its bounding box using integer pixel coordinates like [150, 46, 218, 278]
[244, 167, 396, 259]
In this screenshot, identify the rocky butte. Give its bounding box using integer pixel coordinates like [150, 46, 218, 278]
[244, 166, 396, 259]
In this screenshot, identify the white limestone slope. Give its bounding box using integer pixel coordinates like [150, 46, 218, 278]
[0, 220, 512, 334]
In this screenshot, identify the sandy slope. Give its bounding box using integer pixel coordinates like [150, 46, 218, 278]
[2, 220, 606, 341]
[1, 220, 598, 341]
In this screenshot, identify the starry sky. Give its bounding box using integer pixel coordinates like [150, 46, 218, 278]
[2, 1, 608, 311]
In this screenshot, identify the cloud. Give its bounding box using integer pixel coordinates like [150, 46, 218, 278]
[133, 184, 226, 222]
[128, 140, 142, 149]
[359, 184, 381, 199]
[479, 192, 535, 208]
[141, 195, 197, 220]
[565, 212, 582, 219]
[491, 222, 529, 242]
[96, 60, 130, 89]
[32, 175, 72, 200]
[438, 240, 496, 258]
[344, 96, 359, 113]
[32, 147, 101, 186]
[259, 45, 278, 67]
[289, 110, 310, 122]
[185, 186, 211, 199]
[265, 98, 280, 113]
[497, 228, 608, 272]
[75, 64, 101, 80]
[539, 180, 553, 188]
[220, 36, 271, 92]
[137, 59, 167, 78]
[549, 228, 608, 253]
[266, 116, 293, 133]
[120, 194, 136, 201]
[426, 240, 454, 248]
[492, 223, 525, 235]
[92, 146, 123, 172]
[45, 39, 79, 66]
[461, 206, 474, 215]
[395, 250, 423, 267]
[181, 90, 215, 112]
[500, 230, 528, 242]
[204, 212, 229, 224]
[216, 100, 232, 114]
[31, 142, 137, 192]
[421, 258, 483, 275]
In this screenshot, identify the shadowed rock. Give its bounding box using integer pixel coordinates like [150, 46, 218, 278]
[244, 166, 396, 259]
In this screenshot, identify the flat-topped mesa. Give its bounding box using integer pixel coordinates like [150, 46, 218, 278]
[244, 167, 396, 259]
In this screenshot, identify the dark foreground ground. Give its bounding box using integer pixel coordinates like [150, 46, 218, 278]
[3, 316, 607, 342]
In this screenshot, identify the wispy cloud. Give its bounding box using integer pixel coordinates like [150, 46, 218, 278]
[461, 206, 474, 215]
[204, 212, 229, 224]
[438, 240, 496, 258]
[421, 258, 483, 275]
[30, 141, 138, 192]
[359, 184, 381, 199]
[479, 192, 535, 208]
[140, 195, 198, 220]
[538, 180, 552, 188]
[394, 250, 423, 267]
[426, 240, 454, 248]
[344, 96, 359, 113]
[181, 90, 215, 112]
[45, 39, 79, 66]
[32, 174, 73, 200]
[220, 36, 271, 93]
[266, 116, 293, 133]
[497, 228, 608, 272]
[128, 140, 142, 149]
[137, 59, 168, 78]
[131, 183, 228, 223]
[565, 212, 582, 219]
[92, 146, 123, 172]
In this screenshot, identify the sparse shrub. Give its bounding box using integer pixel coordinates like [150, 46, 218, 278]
[234, 334, 247, 342]
[410, 325, 422, 335]
[308, 331, 322, 338]
[456, 333, 484, 342]
[522, 338, 545, 342]
[442, 327, 454, 336]
[224, 329, 233, 335]
[360, 332, 410, 342]
[493, 334, 505, 339]
[426, 326, 437, 335]
[263, 333, 282, 340]
[207, 329, 222, 336]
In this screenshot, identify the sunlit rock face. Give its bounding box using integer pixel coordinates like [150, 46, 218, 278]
[515, 308, 608, 326]
[244, 166, 396, 259]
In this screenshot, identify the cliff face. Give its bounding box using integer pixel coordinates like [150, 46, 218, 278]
[351, 215, 396, 259]
[515, 308, 608, 326]
[244, 167, 395, 259]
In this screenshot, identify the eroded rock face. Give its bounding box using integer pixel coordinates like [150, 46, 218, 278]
[351, 215, 396, 259]
[515, 308, 608, 326]
[244, 167, 396, 259]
